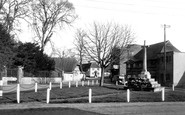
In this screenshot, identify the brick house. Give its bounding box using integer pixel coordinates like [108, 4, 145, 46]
[125, 41, 185, 87]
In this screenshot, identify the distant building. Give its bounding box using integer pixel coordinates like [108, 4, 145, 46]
[81, 62, 101, 78]
[125, 41, 185, 87]
[52, 57, 80, 76]
[53, 57, 84, 81]
[119, 44, 142, 75]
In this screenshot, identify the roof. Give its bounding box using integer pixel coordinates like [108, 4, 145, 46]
[53, 57, 78, 72]
[81, 63, 91, 72]
[90, 62, 100, 68]
[81, 62, 100, 72]
[133, 40, 181, 60]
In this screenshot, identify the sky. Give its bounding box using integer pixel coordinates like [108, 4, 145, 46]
[19, 0, 185, 54]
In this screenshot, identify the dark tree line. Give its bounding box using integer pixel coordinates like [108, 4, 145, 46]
[0, 23, 55, 76]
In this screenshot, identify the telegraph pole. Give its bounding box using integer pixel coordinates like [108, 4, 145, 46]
[162, 24, 170, 85]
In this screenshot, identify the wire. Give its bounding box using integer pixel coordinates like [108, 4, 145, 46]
[73, 0, 185, 16]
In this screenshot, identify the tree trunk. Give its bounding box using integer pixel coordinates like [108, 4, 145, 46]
[100, 67, 104, 86]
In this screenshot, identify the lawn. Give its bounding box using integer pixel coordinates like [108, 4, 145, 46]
[1, 84, 185, 104]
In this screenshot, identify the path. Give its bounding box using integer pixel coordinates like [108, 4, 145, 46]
[0, 102, 185, 115]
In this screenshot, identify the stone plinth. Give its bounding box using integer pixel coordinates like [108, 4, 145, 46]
[139, 71, 151, 79]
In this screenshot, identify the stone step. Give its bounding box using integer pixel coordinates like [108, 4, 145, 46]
[150, 81, 158, 85]
[149, 78, 155, 82]
[152, 84, 161, 88]
[153, 87, 163, 92]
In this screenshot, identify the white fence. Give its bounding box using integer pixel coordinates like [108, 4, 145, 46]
[1, 73, 84, 85]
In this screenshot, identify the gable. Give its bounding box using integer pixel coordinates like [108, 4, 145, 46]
[134, 41, 181, 60]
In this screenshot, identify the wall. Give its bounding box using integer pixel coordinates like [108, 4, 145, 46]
[90, 68, 101, 77]
[173, 52, 185, 87]
[2, 77, 17, 85]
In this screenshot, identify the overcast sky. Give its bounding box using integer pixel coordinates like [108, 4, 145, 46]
[19, 0, 185, 54]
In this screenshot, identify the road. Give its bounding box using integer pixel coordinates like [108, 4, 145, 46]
[0, 102, 185, 115]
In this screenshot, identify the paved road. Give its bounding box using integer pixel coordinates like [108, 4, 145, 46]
[0, 107, 103, 115]
[0, 102, 185, 115]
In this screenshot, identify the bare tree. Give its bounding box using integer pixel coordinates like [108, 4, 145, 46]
[0, 0, 31, 35]
[73, 29, 87, 73]
[31, 0, 77, 52]
[81, 22, 135, 86]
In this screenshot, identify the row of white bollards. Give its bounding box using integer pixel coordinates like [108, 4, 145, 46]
[126, 87, 165, 102]
[46, 88, 93, 104]
[65, 80, 98, 88]
[45, 80, 97, 104]
[46, 87, 94, 104]
[14, 82, 166, 104]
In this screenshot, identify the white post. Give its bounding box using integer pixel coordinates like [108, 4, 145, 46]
[76, 81, 78, 87]
[116, 81, 118, 86]
[172, 84, 174, 91]
[0, 80, 3, 97]
[82, 81, 84, 86]
[92, 80, 94, 85]
[17, 84, 20, 103]
[89, 88, 92, 103]
[96, 80, 98, 85]
[127, 89, 130, 102]
[162, 87, 165, 101]
[35, 82, 38, 92]
[49, 82, 52, 90]
[88, 80, 90, 86]
[69, 81, 71, 88]
[46, 88, 50, 104]
[60, 81, 62, 89]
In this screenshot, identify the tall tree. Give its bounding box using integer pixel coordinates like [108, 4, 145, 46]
[0, 0, 30, 35]
[14, 42, 55, 76]
[31, 0, 77, 52]
[74, 29, 86, 72]
[77, 22, 135, 86]
[0, 23, 15, 70]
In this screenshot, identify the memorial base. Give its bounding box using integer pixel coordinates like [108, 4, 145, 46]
[139, 71, 151, 79]
[139, 71, 162, 92]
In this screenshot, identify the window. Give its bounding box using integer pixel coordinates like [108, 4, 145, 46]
[161, 57, 164, 62]
[130, 64, 133, 68]
[166, 56, 168, 63]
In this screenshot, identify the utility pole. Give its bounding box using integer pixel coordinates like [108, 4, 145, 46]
[162, 24, 170, 85]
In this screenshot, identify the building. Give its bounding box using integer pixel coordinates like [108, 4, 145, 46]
[125, 41, 185, 87]
[119, 44, 142, 75]
[81, 62, 101, 78]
